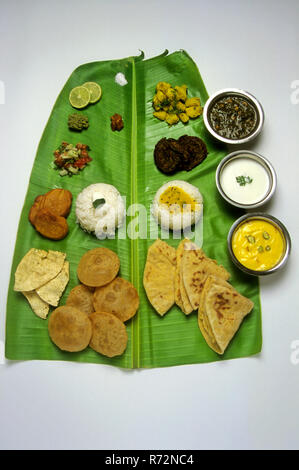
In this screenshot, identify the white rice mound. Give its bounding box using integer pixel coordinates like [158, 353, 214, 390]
[151, 180, 203, 231]
[75, 183, 125, 239]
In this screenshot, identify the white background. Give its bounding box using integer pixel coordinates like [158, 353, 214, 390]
[0, 0, 298, 450]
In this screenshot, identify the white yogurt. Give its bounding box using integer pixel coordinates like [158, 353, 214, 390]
[220, 157, 270, 205]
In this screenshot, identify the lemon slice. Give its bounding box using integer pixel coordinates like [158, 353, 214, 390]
[82, 82, 102, 104]
[69, 86, 90, 109]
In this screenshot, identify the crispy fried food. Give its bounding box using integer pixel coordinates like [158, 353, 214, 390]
[41, 189, 72, 217]
[36, 261, 69, 306]
[29, 195, 45, 225]
[29, 189, 72, 235]
[22, 291, 50, 319]
[178, 135, 208, 171]
[89, 311, 128, 357]
[154, 137, 185, 174]
[93, 277, 139, 322]
[77, 247, 120, 288]
[48, 306, 92, 352]
[14, 248, 66, 292]
[33, 208, 69, 240]
[154, 135, 208, 174]
[29, 189, 72, 225]
[66, 284, 95, 315]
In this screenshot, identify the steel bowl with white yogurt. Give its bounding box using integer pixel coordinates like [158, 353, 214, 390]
[215, 151, 277, 209]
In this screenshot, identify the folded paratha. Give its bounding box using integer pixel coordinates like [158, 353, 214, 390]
[198, 275, 254, 354]
[143, 239, 176, 316]
[181, 247, 230, 310]
[175, 239, 197, 315]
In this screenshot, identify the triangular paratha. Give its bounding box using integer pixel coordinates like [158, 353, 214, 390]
[175, 239, 197, 315]
[143, 239, 176, 316]
[182, 248, 230, 310]
[198, 275, 254, 354]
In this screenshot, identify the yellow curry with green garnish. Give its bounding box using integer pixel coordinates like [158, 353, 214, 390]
[232, 219, 285, 271]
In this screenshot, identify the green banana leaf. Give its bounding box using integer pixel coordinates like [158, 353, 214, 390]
[5, 50, 262, 368]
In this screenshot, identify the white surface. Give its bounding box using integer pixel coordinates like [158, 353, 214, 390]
[0, 0, 299, 450]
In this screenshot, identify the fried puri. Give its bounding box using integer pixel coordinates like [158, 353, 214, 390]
[89, 311, 128, 357]
[93, 277, 139, 322]
[48, 306, 92, 352]
[66, 284, 95, 315]
[77, 248, 120, 287]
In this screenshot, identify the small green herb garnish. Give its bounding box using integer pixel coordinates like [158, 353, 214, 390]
[263, 231, 270, 240]
[246, 235, 256, 244]
[236, 175, 253, 186]
[258, 245, 264, 253]
[93, 198, 106, 209]
[265, 245, 271, 251]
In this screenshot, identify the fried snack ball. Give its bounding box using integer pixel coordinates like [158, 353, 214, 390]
[29, 189, 72, 225]
[33, 208, 69, 240]
[89, 311, 128, 357]
[77, 247, 120, 288]
[93, 277, 139, 322]
[29, 195, 44, 225]
[48, 306, 92, 352]
[66, 284, 95, 315]
[41, 189, 72, 217]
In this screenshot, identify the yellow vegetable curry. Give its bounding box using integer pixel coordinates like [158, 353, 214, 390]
[232, 219, 285, 271]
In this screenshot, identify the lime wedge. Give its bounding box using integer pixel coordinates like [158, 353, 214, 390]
[82, 82, 102, 104]
[69, 86, 90, 109]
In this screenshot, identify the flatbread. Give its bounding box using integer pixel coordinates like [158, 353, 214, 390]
[89, 312, 128, 357]
[181, 247, 230, 310]
[14, 249, 66, 292]
[93, 277, 139, 322]
[22, 291, 50, 319]
[198, 275, 254, 354]
[175, 239, 198, 315]
[36, 261, 69, 306]
[143, 239, 176, 316]
[48, 306, 92, 352]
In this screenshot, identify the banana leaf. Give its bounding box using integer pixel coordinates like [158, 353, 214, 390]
[5, 50, 262, 368]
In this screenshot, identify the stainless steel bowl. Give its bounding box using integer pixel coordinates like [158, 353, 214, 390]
[227, 213, 291, 276]
[203, 88, 264, 145]
[216, 150, 277, 209]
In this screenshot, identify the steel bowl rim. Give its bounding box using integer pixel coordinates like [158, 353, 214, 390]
[203, 88, 265, 144]
[215, 150, 277, 209]
[227, 212, 291, 276]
